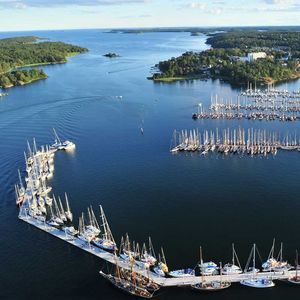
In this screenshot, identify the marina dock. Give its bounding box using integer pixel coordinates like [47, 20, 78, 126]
[193, 89, 300, 122]
[17, 212, 300, 287]
[17, 132, 300, 296]
[170, 127, 300, 155]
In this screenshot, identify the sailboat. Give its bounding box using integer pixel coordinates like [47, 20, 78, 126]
[222, 243, 242, 275]
[99, 254, 154, 298]
[47, 196, 64, 226]
[262, 239, 292, 272]
[92, 205, 117, 252]
[50, 128, 75, 151]
[85, 206, 100, 236]
[153, 248, 168, 277]
[64, 225, 78, 237]
[119, 235, 136, 263]
[136, 238, 157, 269]
[15, 170, 26, 206]
[288, 250, 300, 284]
[191, 247, 230, 291]
[58, 196, 67, 222]
[198, 246, 218, 276]
[77, 214, 94, 243]
[64, 193, 73, 222]
[240, 244, 275, 288]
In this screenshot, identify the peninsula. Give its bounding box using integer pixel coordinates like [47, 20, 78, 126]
[150, 31, 300, 85]
[0, 36, 88, 88]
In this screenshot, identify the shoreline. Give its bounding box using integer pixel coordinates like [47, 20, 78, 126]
[0, 51, 81, 75]
[149, 73, 300, 86]
[0, 52, 82, 89]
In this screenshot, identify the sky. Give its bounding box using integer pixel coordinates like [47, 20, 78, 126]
[0, 0, 299, 31]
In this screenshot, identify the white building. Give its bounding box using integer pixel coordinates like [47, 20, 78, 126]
[247, 52, 267, 62]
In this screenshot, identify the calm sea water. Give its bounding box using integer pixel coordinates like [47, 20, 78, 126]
[1, 29, 300, 300]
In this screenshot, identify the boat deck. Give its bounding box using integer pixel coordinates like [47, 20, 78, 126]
[19, 214, 298, 287]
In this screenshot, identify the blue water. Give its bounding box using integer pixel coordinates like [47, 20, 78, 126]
[1, 29, 300, 300]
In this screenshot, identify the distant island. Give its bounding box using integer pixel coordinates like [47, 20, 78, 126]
[103, 52, 120, 58]
[150, 31, 300, 85]
[0, 36, 88, 89]
[108, 26, 300, 35]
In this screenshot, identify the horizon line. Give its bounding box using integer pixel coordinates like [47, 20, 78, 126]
[0, 24, 300, 33]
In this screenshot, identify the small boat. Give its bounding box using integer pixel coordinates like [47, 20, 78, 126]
[192, 261, 231, 291]
[169, 268, 195, 278]
[241, 244, 275, 289]
[46, 218, 61, 227]
[288, 250, 300, 284]
[198, 246, 219, 275]
[62, 140, 76, 151]
[64, 226, 78, 236]
[240, 278, 275, 288]
[191, 280, 231, 291]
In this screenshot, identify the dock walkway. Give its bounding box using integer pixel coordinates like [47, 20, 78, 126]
[19, 213, 297, 287]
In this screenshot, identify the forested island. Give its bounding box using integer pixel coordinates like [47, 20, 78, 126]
[109, 26, 300, 35]
[0, 36, 88, 88]
[150, 31, 300, 85]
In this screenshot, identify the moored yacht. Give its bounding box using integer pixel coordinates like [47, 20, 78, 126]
[262, 240, 292, 272]
[169, 268, 195, 278]
[240, 244, 275, 288]
[222, 244, 242, 275]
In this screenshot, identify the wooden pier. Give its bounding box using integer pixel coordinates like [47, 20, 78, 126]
[18, 213, 299, 288]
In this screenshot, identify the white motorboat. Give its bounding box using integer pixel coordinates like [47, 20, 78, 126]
[199, 262, 218, 275]
[222, 264, 242, 275]
[47, 218, 61, 227]
[92, 237, 117, 252]
[240, 278, 275, 288]
[169, 268, 195, 278]
[62, 140, 76, 151]
[64, 226, 78, 236]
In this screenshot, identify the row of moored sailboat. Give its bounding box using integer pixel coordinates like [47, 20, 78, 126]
[170, 128, 300, 156]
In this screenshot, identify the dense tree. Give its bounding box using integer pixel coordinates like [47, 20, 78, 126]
[152, 31, 300, 85]
[0, 36, 88, 88]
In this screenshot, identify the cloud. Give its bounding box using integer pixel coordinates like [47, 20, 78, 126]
[0, 0, 150, 8]
[185, 1, 224, 15]
[188, 2, 207, 10]
[264, 0, 294, 4]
